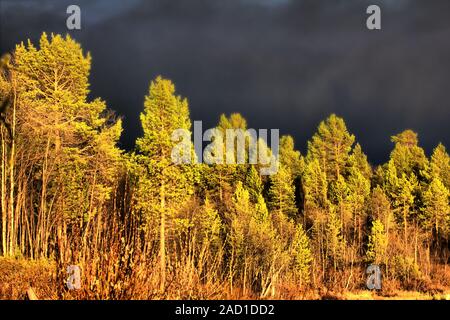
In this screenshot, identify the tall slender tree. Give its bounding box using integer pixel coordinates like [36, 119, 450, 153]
[134, 76, 196, 291]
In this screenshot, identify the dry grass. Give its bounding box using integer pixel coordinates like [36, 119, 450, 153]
[1, 257, 450, 300]
[0, 257, 57, 299]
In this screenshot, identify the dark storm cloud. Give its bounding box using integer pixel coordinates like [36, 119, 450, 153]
[1, 0, 449, 164]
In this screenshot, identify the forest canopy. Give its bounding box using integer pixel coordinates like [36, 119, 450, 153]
[0, 33, 448, 299]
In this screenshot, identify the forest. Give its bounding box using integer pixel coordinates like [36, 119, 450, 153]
[0, 33, 449, 299]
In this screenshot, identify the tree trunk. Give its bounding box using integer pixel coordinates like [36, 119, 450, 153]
[1, 128, 6, 255]
[159, 181, 166, 293]
[403, 207, 407, 248]
[8, 85, 16, 256]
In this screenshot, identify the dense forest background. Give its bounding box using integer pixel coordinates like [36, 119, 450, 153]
[0, 33, 449, 299]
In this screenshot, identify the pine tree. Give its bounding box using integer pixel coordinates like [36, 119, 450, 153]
[232, 181, 252, 217]
[395, 173, 417, 243]
[230, 181, 284, 296]
[366, 219, 388, 265]
[430, 143, 450, 190]
[134, 76, 196, 291]
[244, 165, 263, 203]
[421, 178, 449, 240]
[268, 164, 298, 220]
[346, 167, 371, 247]
[369, 186, 393, 234]
[327, 174, 352, 241]
[229, 181, 251, 291]
[255, 194, 269, 223]
[382, 159, 399, 198]
[302, 158, 329, 213]
[218, 113, 249, 168]
[2, 33, 123, 259]
[291, 224, 312, 286]
[307, 114, 355, 181]
[279, 135, 304, 178]
[230, 181, 252, 259]
[204, 113, 249, 201]
[346, 143, 372, 180]
[325, 207, 346, 269]
[390, 130, 429, 182]
[194, 196, 223, 255]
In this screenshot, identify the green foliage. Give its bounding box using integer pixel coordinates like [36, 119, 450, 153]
[328, 174, 352, 229]
[302, 158, 329, 212]
[11, 32, 122, 225]
[392, 255, 422, 282]
[196, 196, 222, 247]
[366, 219, 388, 264]
[291, 224, 312, 285]
[389, 130, 429, 182]
[382, 160, 417, 229]
[255, 194, 269, 222]
[394, 173, 417, 227]
[325, 207, 346, 267]
[430, 143, 450, 189]
[14, 33, 91, 109]
[328, 174, 350, 206]
[232, 181, 251, 216]
[244, 165, 263, 203]
[268, 164, 297, 219]
[202, 113, 250, 201]
[136, 76, 191, 156]
[421, 178, 450, 238]
[346, 143, 372, 180]
[133, 76, 196, 232]
[229, 181, 283, 295]
[218, 113, 247, 132]
[279, 135, 304, 178]
[346, 165, 371, 218]
[3, 32, 450, 298]
[369, 186, 393, 231]
[307, 114, 355, 181]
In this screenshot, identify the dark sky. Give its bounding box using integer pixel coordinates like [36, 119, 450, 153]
[1, 0, 449, 164]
